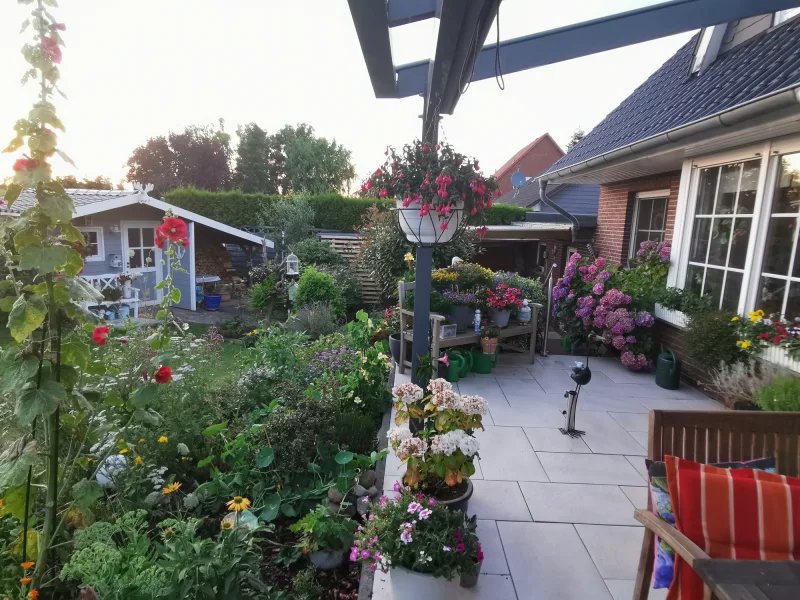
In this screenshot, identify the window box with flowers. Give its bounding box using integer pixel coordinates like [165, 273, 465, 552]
[732, 310, 800, 373]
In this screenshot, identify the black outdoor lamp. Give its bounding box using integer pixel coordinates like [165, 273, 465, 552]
[560, 360, 591, 438]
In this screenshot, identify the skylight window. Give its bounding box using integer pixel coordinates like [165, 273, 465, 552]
[690, 26, 715, 74]
[774, 8, 800, 26]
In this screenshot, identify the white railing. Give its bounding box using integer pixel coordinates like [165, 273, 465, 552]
[80, 273, 140, 319]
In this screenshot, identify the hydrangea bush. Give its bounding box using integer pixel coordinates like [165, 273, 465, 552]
[553, 246, 663, 370]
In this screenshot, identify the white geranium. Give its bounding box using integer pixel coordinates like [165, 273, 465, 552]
[396, 437, 427, 460]
[457, 394, 489, 415]
[388, 428, 412, 445]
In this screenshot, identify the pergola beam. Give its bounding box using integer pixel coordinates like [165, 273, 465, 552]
[347, 0, 396, 98]
[387, 0, 437, 27]
[395, 0, 800, 99]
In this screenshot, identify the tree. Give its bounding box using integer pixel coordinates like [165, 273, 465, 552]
[566, 128, 586, 152]
[54, 175, 120, 190]
[233, 123, 275, 194]
[126, 120, 232, 196]
[232, 123, 355, 195]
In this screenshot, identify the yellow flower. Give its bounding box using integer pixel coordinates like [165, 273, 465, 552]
[731, 316, 739, 322]
[748, 309, 765, 323]
[158, 436, 168, 443]
[135, 456, 143, 466]
[119, 448, 129, 455]
[226, 496, 251, 512]
[220, 520, 234, 530]
[20, 562, 34, 570]
[737, 340, 752, 349]
[138, 438, 145, 444]
[86, 458, 93, 463]
[404, 252, 414, 264]
[162, 482, 182, 495]
[118, 439, 125, 443]
[247, 329, 259, 337]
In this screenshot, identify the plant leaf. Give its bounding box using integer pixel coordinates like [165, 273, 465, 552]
[7, 294, 47, 342]
[56, 149, 77, 168]
[132, 409, 162, 426]
[201, 422, 227, 437]
[18, 244, 68, 273]
[0, 439, 37, 491]
[15, 380, 66, 426]
[130, 384, 158, 408]
[3, 183, 22, 205]
[197, 456, 214, 468]
[259, 492, 281, 522]
[71, 479, 103, 512]
[0, 352, 38, 394]
[334, 451, 354, 465]
[61, 338, 91, 369]
[256, 447, 274, 468]
[39, 192, 74, 222]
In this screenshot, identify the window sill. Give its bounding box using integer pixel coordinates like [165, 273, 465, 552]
[654, 304, 690, 329]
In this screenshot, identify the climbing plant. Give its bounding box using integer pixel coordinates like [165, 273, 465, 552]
[0, 2, 189, 594]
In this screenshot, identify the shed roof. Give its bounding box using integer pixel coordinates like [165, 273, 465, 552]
[541, 16, 800, 179]
[499, 182, 600, 215]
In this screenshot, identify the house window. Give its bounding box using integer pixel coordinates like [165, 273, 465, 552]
[774, 9, 800, 26]
[127, 226, 156, 269]
[758, 152, 800, 317]
[629, 191, 669, 258]
[683, 159, 761, 311]
[566, 246, 578, 262]
[537, 244, 548, 268]
[78, 227, 104, 262]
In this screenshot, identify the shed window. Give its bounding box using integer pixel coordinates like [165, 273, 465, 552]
[78, 227, 104, 262]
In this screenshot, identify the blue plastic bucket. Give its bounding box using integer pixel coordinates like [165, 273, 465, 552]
[204, 294, 222, 311]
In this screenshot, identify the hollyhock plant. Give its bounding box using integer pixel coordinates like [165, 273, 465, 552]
[353, 487, 481, 580]
[158, 216, 188, 243]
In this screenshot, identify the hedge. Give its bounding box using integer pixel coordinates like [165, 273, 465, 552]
[163, 187, 528, 231]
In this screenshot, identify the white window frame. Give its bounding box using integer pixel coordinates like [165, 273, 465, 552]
[666, 134, 800, 324]
[773, 8, 800, 27]
[77, 226, 104, 262]
[566, 246, 578, 262]
[628, 189, 670, 259]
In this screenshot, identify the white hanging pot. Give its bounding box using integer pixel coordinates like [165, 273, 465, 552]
[395, 199, 464, 245]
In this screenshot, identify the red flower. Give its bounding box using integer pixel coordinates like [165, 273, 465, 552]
[422, 144, 430, 153]
[476, 542, 484, 563]
[180, 237, 190, 247]
[41, 36, 62, 63]
[154, 366, 172, 384]
[92, 326, 110, 345]
[375, 168, 383, 176]
[366, 179, 373, 191]
[759, 332, 770, 340]
[155, 229, 166, 249]
[12, 158, 38, 171]
[53, 23, 67, 31]
[379, 188, 388, 198]
[158, 217, 187, 242]
[120, 337, 129, 344]
[773, 336, 783, 345]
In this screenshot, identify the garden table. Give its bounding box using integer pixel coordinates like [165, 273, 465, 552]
[692, 559, 800, 600]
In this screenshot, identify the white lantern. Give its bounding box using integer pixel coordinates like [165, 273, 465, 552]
[285, 253, 300, 276]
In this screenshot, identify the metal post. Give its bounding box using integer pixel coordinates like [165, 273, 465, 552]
[541, 262, 557, 357]
[410, 245, 433, 433]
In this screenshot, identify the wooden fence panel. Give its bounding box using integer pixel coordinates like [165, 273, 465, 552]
[318, 234, 382, 306]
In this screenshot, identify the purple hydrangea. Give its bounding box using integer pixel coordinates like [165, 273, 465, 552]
[592, 282, 605, 296]
[597, 270, 611, 283]
[621, 351, 650, 371]
[612, 335, 627, 350]
[600, 289, 631, 308]
[606, 308, 635, 335]
[563, 262, 577, 278]
[634, 311, 655, 328]
[595, 257, 606, 268]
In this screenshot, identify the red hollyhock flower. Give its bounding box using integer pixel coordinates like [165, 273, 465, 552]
[92, 326, 110, 345]
[158, 217, 187, 242]
[12, 158, 39, 171]
[41, 36, 62, 63]
[154, 366, 172, 384]
[422, 144, 430, 153]
[180, 237, 190, 247]
[155, 229, 166, 249]
[53, 23, 67, 31]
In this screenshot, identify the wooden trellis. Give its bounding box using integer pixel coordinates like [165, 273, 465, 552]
[318, 233, 382, 306]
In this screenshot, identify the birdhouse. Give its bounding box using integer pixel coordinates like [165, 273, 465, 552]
[285, 253, 300, 276]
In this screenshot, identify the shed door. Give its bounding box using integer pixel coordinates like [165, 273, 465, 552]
[121, 222, 163, 305]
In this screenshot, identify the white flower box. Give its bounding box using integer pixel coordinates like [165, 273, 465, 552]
[759, 344, 800, 374]
[654, 304, 690, 329]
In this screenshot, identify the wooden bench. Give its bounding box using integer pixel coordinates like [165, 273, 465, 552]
[396, 280, 541, 374]
[633, 410, 800, 600]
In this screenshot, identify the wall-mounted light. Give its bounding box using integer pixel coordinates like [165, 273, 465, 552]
[109, 224, 121, 233]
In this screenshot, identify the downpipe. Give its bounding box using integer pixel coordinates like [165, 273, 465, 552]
[540, 262, 558, 357]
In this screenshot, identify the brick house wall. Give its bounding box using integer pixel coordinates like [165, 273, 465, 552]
[594, 171, 713, 390]
[495, 135, 565, 195]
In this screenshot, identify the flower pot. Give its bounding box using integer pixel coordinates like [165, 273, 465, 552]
[389, 333, 402, 364]
[122, 280, 133, 299]
[436, 477, 473, 513]
[480, 337, 499, 355]
[460, 572, 479, 588]
[489, 308, 511, 328]
[309, 549, 345, 570]
[118, 305, 131, 319]
[451, 304, 473, 332]
[390, 565, 461, 599]
[396, 199, 463, 245]
[204, 294, 222, 311]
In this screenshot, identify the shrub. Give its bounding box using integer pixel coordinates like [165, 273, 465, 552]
[248, 264, 272, 284]
[335, 410, 377, 455]
[218, 315, 249, 338]
[293, 237, 346, 268]
[290, 301, 340, 339]
[264, 396, 338, 472]
[479, 203, 527, 225]
[317, 263, 362, 316]
[294, 266, 344, 316]
[685, 309, 744, 369]
[706, 360, 784, 409]
[754, 376, 800, 411]
[249, 276, 276, 312]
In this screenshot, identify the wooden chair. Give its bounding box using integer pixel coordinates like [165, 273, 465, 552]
[633, 410, 800, 600]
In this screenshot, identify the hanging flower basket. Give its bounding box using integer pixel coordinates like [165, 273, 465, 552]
[395, 199, 466, 245]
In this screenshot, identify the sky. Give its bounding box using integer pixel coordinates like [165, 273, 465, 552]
[0, 0, 694, 190]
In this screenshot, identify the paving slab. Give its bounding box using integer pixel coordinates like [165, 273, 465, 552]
[620, 485, 648, 509]
[605, 579, 668, 600]
[518, 482, 641, 526]
[488, 402, 566, 428]
[528, 368, 577, 393]
[468, 480, 532, 521]
[498, 522, 612, 600]
[475, 426, 548, 482]
[608, 412, 650, 432]
[491, 366, 535, 378]
[476, 520, 510, 575]
[629, 430, 648, 450]
[578, 412, 649, 455]
[575, 525, 644, 579]
[637, 397, 725, 411]
[523, 427, 591, 453]
[577, 394, 650, 413]
[536, 452, 645, 485]
[625, 456, 650, 483]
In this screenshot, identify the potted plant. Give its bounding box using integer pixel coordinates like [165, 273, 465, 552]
[218, 283, 233, 303]
[359, 139, 499, 245]
[102, 287, 123, 303]
[117, 271, 140, 299]
[485, 284, 523, 327]
[479, 321, 499, 355]
[352, 487, 482, 597]
[290, 505, 357, 570]
[442, 290, 477, 332]
[389, 379, 487, 510]
[386, 305, 402, 364]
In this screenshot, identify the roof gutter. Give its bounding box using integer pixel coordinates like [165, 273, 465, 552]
[542, 84, 800, 182]
[537, 179, 581, 242]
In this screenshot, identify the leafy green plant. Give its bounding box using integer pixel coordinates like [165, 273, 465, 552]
[247, 324, 309, 379]
[754, 376, 800, 411]
[102, 287, 123, 302]
[294, 266, 344, 317]
[289, 505, 356, 553]
[218, 315, 250, 338]
[316, 263, 363, 316]
[292, 567, 322, 600]
[290, 301, 340, 339]
[269, 197, 316, 247]
[293, 238, 345, 268]
[249, 276, 276, 313]
[685, 309, 744, 369]
[264, 397, 339, 472]
[335, 410, 378, 455]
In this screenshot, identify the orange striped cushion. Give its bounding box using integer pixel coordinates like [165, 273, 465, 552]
[665, 455, 800, 600]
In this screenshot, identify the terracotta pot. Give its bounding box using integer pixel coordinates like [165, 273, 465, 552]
[481, 337, 498, 355]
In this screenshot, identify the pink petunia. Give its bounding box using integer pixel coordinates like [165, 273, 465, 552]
[407, 502, 421, 514]
[418, 508, 432, 520]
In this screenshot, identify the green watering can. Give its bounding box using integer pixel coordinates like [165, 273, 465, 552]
[444, 350, 473, 382]
[471, 347, 497, 374]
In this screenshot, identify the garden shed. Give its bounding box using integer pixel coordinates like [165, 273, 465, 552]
[0, 186, 273, 311]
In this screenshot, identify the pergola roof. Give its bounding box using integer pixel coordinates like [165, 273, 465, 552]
[348, 0, 800, 139]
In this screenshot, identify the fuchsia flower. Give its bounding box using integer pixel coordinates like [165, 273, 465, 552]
[441, 353, 450, 367]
